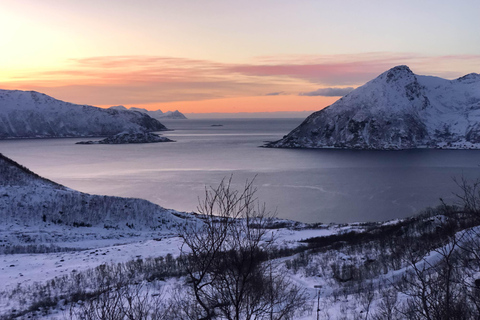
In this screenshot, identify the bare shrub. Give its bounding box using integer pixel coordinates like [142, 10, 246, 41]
[179, 177, 307, 320]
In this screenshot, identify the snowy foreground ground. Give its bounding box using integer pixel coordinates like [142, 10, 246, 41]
[0, 220, 371, 319]
[0, 226, 340, 292]
[2, 208, 480, 319]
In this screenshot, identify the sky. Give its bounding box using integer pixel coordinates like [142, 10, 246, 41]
[1, 0, 479, 114]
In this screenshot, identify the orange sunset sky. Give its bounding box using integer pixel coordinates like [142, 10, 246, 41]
[1, 1, 479, 114]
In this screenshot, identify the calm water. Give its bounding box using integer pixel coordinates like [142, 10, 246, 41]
[1, 118, 480, 223]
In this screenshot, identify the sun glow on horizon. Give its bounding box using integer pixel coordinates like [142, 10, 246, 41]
[1, 1, 479, 114]
[98, 95, 340, 114]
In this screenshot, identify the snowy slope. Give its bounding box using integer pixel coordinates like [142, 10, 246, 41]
[110, 105, 188, 119]
[267, 66, 480, 149]
[0, 89, 168, 139]
[0, 153, 186, 233]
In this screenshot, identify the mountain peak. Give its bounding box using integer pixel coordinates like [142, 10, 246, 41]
[388, 65, 412, 73]
[110, 105, 128, 110]
[383, 65, 415, 84]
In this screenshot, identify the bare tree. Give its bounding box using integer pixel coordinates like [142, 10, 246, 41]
[359, 281, 375, 320]
[453, 176, 480, 216]
[69, 287, 123, 320]
[67, 281, 169, 320]
[179, 177, 306, 320]
[371, 287, 400, 320]
[453, 226, 480, 316]
[398, 235, 469, 320]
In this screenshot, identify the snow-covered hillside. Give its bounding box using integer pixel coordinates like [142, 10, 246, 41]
[110, 105, 188, 119]
[0, 90, 168, 139]
[267, 66, 480, 149]
[0, 153, 185, 233]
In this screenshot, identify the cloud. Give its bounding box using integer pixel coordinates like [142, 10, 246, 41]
[227, 53, 480, 86]
[299, 87, 355, 97]
[4, 53, 480, 107]
[265, 92, 284, 96]
[5, 56, 286, 105]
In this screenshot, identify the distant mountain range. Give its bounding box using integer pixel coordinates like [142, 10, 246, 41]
[184, 111, 315, 119]
[110, 105, 187, 119]
[0, 89, 167, 139]
[267, 66, 480, 150]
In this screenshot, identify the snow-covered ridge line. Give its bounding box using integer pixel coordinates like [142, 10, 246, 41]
[267, 65, 480, 150]
[0, 153, 63, 189]
[0, 89, 168, 139]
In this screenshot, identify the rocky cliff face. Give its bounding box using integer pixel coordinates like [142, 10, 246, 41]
[267, 66, 480, 150]
[0, 90, 167, 139]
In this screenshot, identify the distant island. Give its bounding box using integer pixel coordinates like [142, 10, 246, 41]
[110, 105, 187, 120]
[266, 66, 480, 150]
[76, 131, 174, 144]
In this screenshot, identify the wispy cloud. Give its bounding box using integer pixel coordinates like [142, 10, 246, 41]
[229, 52, 480, 85]
[265, 92, 284, 96]
[5, 56, 288, 105]
[299, 87, 354, 97]
[3, 53, 480, 107]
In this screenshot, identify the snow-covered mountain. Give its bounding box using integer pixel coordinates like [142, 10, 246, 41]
[110, 105, 188, 119]
[0, 153, 184, 231]
[0, 89, 168, 139]
[267, 66, 480, 149]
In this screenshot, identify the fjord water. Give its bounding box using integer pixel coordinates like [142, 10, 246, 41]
[1, 118, 480, 223]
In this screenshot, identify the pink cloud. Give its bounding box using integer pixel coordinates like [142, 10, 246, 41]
[227, 53, 480, 85]
[4, 53, 479, 106]
[227, 62, 383, 85]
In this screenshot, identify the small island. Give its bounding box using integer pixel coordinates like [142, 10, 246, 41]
[76, 132, 174, 144]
